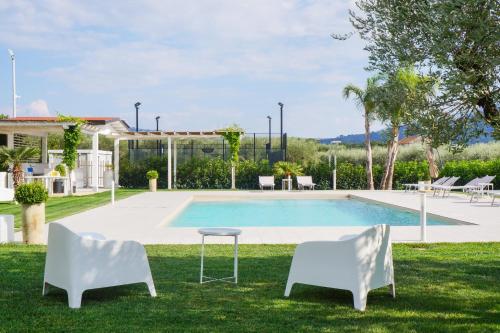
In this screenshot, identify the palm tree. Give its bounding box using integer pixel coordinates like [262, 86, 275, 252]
[273, 161, 304, 178]
[0, 146, 39, 188]
[343, 76, 380, 190]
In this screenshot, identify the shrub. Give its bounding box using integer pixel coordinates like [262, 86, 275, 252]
[440, 159, 500, 188]
[392, 160, 430, 190]
[55, 164, 67, 177]
[146, 170, 159, 180]
[15, 182, 48, 205]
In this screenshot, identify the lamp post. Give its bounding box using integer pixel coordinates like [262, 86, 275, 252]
[331, 140, 341, 190]
[134, 102, 141, 149]
[278, 102, 284, 159]
[267, 115, 272, 153]
[8, 49, 19, 118]
[155, 116, 160, 155]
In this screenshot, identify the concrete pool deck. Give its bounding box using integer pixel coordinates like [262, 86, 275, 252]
[23, 189, 500, 244]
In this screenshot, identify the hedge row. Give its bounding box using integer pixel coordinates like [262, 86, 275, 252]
[120, 157, 499, 190]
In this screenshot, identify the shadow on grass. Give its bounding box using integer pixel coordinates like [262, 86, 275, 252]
[0, 244, 499, 332]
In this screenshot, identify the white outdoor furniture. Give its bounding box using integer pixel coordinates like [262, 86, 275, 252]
[198, 228, 241, 284]
[259, 176, 275, 191]
[0, 188, 14, 202]
[0, 215, 14, 243]
[404, 176, 449, 192]
[487, 190, 500, 206]
[284, 224, 395, 311]
[43, 223, 156, 308]
[282, 177, 292, 191]
[25, 175, 70, 196]
[297, 176, 316, 190]
[432, 176, 460, 197]
[470, 189, 500, 206]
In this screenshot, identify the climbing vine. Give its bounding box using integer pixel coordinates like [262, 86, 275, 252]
[57, 114, 85, 171]
[220, 125, 243, 165]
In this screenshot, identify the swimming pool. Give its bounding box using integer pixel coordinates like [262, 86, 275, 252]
[169, 199, 453, 227]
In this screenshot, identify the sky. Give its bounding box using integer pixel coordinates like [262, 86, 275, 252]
[0, 0, 382, 138]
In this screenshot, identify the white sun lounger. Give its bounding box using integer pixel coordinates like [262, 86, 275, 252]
[403, 176, 449, 192]
[284, 224, 395, 311]
[434, 177, 483, 197]
[432, 176, 460, 197]
[259, 176, 275, 190]
[486, 190, 500, 206]
[296, 176, 316, 190]
[43, 223, 156, 308]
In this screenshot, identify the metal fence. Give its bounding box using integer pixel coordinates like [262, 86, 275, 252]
[128, 132, 287, 164]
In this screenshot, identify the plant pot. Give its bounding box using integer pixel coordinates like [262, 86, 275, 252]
[22, 203, 45, 244]
[149, 179, 157, 192]
[103, 170, 114, 189]
[53, 179, 65, 194]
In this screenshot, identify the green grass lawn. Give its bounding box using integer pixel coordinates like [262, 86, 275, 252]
[0, 243, 498, 332]
[0, 189, 144, 228]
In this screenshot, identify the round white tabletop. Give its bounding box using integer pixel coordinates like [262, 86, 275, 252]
[198, 228, 242, 236]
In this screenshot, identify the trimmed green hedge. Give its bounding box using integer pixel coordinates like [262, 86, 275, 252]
[119, 157, 500, 190]
[440, 159, 500, 188]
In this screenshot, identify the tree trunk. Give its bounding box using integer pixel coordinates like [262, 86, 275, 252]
[364, 111, 374, 190]
[425, 143, 439, 179]
[12, 164, 24, 188]
[380, 125, 400, 190]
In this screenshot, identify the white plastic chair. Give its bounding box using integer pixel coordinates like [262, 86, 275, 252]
[297, 176, 316, 190]
[0, 215, 14, 243]
[259, 176, 275, 190]
[284, 224, 395, 311]
[43, 223, 156, 308]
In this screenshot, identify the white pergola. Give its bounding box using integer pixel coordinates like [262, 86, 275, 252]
[0, 117, 240, 191]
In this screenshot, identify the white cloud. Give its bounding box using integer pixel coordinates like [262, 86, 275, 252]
[22, 99, 51, 117]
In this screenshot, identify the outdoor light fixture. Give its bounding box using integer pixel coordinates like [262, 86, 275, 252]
[278, 102, 284, 152]
[8, 49, 19, 118]
[267, 115, 272, 152]
[134, 102, 141, 149]
[155, 116, 161, 154]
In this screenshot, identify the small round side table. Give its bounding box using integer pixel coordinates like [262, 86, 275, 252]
[198, 228, 242, 284]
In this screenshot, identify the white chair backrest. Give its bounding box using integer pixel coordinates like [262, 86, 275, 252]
[464, 177, 480, 186]
[259, 176, 274, 185]
[441, 176, 459, 186]
[433, 176, 449, 185]
[480, 175, 496, 184]
[352, 224, 391, 280]
[296, 176, 313, 184]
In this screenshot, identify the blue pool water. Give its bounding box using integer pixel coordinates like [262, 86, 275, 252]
[170, 199, 452, 227]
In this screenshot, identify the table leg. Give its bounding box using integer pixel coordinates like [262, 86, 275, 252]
[234, 235, 238, 284]
[200, 235, 205, 284]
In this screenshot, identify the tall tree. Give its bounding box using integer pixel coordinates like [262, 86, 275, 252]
[340, 0, 499, 141]
[376, 67, 430, 189]
[0, 147, 39, 188]
[342, 76, 381, 190]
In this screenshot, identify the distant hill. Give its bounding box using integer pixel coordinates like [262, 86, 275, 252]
[319, 126, 494, 145]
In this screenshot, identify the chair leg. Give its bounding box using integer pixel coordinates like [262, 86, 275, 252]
[352, 289, 368, 311]
[42, 282, 50, 296]
[146, 277, 157, 297]
[390, 283, 396, 298]
[284, 281, 294, 297]
[67, 289, 83, 309]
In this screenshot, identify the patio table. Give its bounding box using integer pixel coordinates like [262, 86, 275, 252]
[198, 228, 241, 284]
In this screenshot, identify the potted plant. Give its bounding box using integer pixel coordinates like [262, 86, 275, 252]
[273, 161, 304, 190]
[146, 170, 159, 192]
[14, 182, 48, 244]
[103, 163, 114, 189]
[0, 146, 39, 188]
[53, 164, 67, 194]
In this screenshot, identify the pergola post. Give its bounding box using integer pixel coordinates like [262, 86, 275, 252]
[173, 140, 177, 188]
[6, 133, 14, 149]
[114, 138, 120, 186]
[92, 132, 99, 192]
[41, 135, 48, 165]
[167, 136, 172, 190]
